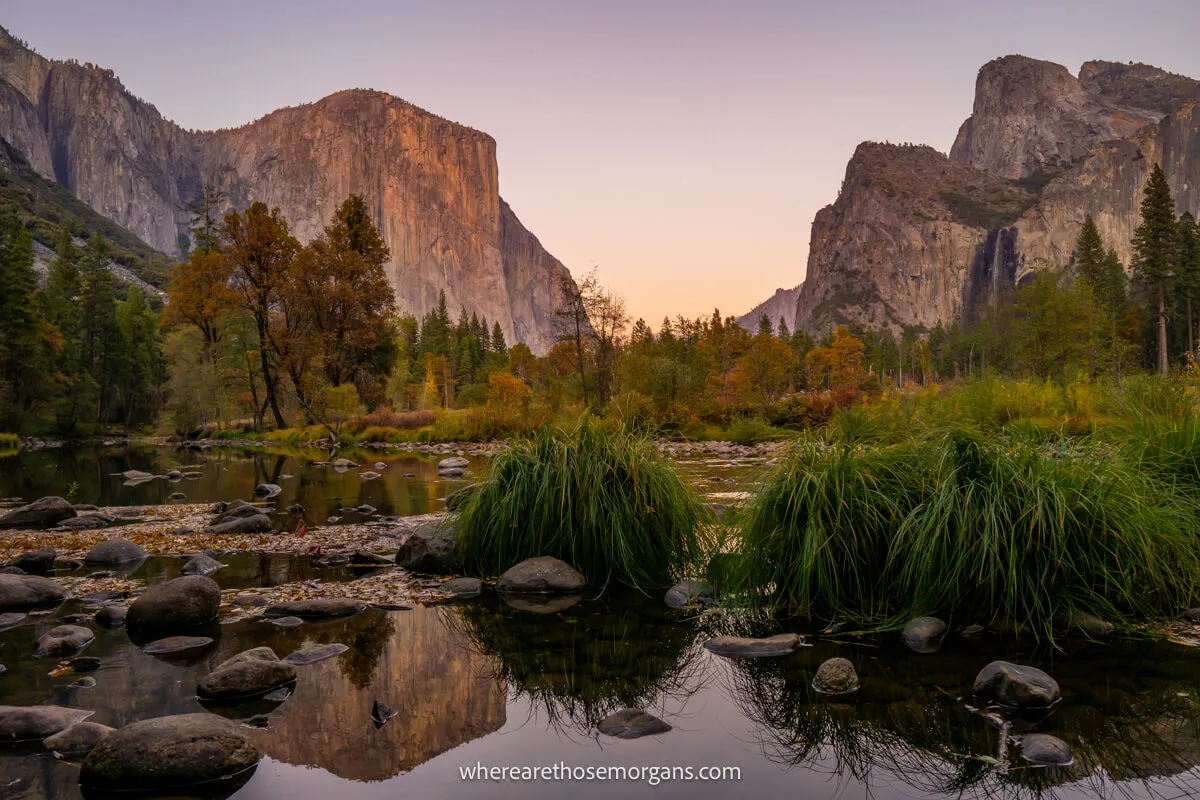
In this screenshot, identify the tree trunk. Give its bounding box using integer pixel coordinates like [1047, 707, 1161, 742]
[1190, 291, 1196, 360]
[256, 314, 286, 429]
[1158, 281, 1169, 375]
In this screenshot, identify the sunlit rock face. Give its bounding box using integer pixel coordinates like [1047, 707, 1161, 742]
[0, 27, 574, 353]
[249, 608, 507, 781]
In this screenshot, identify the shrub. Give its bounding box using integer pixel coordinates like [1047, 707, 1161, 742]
[349, 407, 437, 433]
[456, 419, 709, 589]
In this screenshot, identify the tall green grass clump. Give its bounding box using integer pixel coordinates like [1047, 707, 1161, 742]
[1115, 410, 1200, 493]
[731, 441, 928, 620]
[456, 419, 708, 589]
[892, 433, 1200, 637]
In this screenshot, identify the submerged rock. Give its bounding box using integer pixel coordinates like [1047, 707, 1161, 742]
[83, 539, 147, 566]
[395, 519, 461, 574]
[281, 643, 349, 665]
[597, 709, 672, 739]
[263, 598, 365, 619]
[0, 574, 67, 611]
[0, 496, 76, 529]
[1018, 733, 1075, 766]
[440, 577, 483, 597]
[43, 721, 114, 755]
[197, 660, 297, 701]
[254, 483, 282, 498]
[496, 556, 586, 594]
[206, 513, 272, 535]
[67, 656, 102, 672]
[350, 550, 392, 566]
[180, 554, 222, 576]
[973, 661, 1061, 708]
[269, 616, 304, 628]
[126, 575, 221, 635]
[57, 514, 111, 531]
[902, 616, 948, 654]
[94, 605, 127, 628]
[214, 647, 279, 673]
[234, 592, 269, 608]
[704, 633, 804, 658]
[664, 580, 715, 609]
[1055, 610, 1114, 638]
[0, 705, 93, 742]
[813, 657, 859, 695]
[80, 713, 261, 793]
[141, 636, 215, 655]
[5, 548, 57, 574]
[0, 611, 27, 629]
[438, 456, 469, 471]
[34, 625, 94, 658]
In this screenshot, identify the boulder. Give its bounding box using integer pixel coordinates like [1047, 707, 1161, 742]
[233, 592, 268, 608]
[262, 597, 365, 619]
[94, 605, 127, 628]
[281, 643, 349, 665]
[813, 657, 859, 695]
[704, 633, 804, 658]
[438, 456, 470, 471]
[5, 548, 57, 574]
[80, 713, 261, 793]
[1054, 610, 1114, 638]
[395, 519, 460, 574]
[119, 470, 155, 481]
[165, 470, 182, 480]
[43, 721, 114, 755]
[0, 705, 94, 742]
[440, 577, 483, 597]
[197, 660, 297, 701]
[34, 625, 94, 657]
[83, 539, 147, 566]
[126, 575, 221, 634]
[331, 458, 358, 470]
[0, 611, 26, 629]
[206, 513, 272, 535]
[496, 556, 586, 594]
[57, 514, 112, 531]
[0, 496, 76, 529]
[597, 709, 672, 739]
[1018, 733, 1075, 766]
[973, 661, 1061, 708]
[253, 483, 282, 498]
[214, 647, 279, 673]
[141, 636, 215, 655]
[664, 580, 715, 609]
[902, 616, 948, 654]
[180, 554, 222, 576]
[0, 574, 67, 611]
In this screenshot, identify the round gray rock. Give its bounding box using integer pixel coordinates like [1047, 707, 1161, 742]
[440, 577, 483, 597]
[141, 636, 214, 655]
[214, 647, 279, 673]
[80, 713, 261, 792]
[704, 633, 803, 658]
[5, 548, 57, 573]
[0, 496, 76, 529]
[902, 616, 948, 654]
[262, 597, 365, 619]
[253, 483, 282, 498]
[180, 554, 222, 576]
[197, 660, 297, 701]
[496, 556, 586, 594]
[0, 574, 66, 611]
[664, 580, 714, 609]
[94, 605, 127, 628]
[34, 625, 94, 657]
[43, 721, 114, 754]
[1019, 733, 1075, 766]
[813, 657, 859, 695]
[205, 513, 272, 535]
[973, 661, 1061, 708]
[83, 539, 147, 566]
[281, 643, 349, 665]
[126, 575, 221, 635]
[0, 705, 94, 742]
[395, 519, 460, 574]
[597, 709, 672, 739]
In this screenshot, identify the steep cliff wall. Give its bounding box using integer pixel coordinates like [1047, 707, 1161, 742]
[735, 284, 803, 332]
[0, 27, 574, 352]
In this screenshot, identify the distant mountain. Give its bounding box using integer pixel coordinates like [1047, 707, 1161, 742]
[735, 284, 802, 332]
[789, 56, 1200, 336]
[0, 26, 577, 352]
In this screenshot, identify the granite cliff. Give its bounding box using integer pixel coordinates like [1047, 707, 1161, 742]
[0, 27, 575, 352]
[791, 56, 1200, 337]
[735, 284, 803, 333]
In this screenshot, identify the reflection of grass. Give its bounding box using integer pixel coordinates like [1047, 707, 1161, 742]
[447, 595, 703, 731]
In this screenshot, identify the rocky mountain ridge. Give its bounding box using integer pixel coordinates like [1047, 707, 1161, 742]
[790, 55, 1200, 337]
[735, 284, 803, 333]
[0, 26, 575, 352]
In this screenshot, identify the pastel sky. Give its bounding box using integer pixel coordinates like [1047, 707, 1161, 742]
[5, 0, 1200, 325]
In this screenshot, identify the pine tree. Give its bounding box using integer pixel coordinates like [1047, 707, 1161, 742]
[1131, 163, 1178, 374]
[777, 318, 790, 341]
[1074, 215, 1107, 287]
[0, 218, 48, 429]
[757, 314, 773, 336]
[1178, 212, 1200, 355]
[491, 321, 506, 355]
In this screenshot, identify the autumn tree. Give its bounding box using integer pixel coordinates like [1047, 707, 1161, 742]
[732, 332, 793, 413]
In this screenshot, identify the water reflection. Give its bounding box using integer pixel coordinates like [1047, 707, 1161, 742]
[447, 593, 704, 734]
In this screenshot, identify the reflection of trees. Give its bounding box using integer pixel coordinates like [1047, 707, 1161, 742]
[719, 633, 1200, 800]
[447, 593, 704, 733]
[340, 609, 396, 688]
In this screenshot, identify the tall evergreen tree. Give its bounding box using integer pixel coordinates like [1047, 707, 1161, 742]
[757, 313, 773, 336]
[1178, 212, 1200, 355]
[1131, 163, 1178, 374]
[1074, 215, 1107, 287]
[491, 321, 506, 355]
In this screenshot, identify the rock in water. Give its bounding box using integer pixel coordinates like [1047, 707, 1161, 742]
[253, 483, 282, 498]
[94, 605, 127, 628]
[80, 713, 261, 793]
[496, 556, 586, 594]
[83, 539, 147, 566]
[5, 548, 57, 574]
[119, 470, 155, 481]
[270, 616, 304, 628]
[180, 554, 222, 576]
[663, 580, 715, 609]
[0, 574, 67, 611]
[1055, 610, 1114, 638]
[126, 575, 221, 635]
[973, 661, 1061, 708]
[141, 636, 214, 655]
[214, 647, 279, 673]
[34, 625, 94, 657]
[439, 577, 482, 597]
[262, 598, 365, 619]
[205, 513, 272, 535]
[197, 660, 297, 701]
[43, 721, 114, 754]
[812, 657, 859, 695]
[0, 705, 94, 742]
[901, 616, 948, 654]
[358, 471, 381, 480]
[438, 456, 469, 471]
[57, 514, 111, 530]
[234, 592, 268, 608]
[703, 634, 804, 658]
[371, 700, 396, 728]
[1018, 733, 1075, 766]
[597, 709, 671, 739]
[0, 496, 76, 529]
[394, 519, 461, 574]
[281, 643, 349, 665]
[0, 611, 26, 629]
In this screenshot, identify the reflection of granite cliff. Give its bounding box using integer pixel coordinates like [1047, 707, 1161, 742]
[252, 607, 506, 781]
